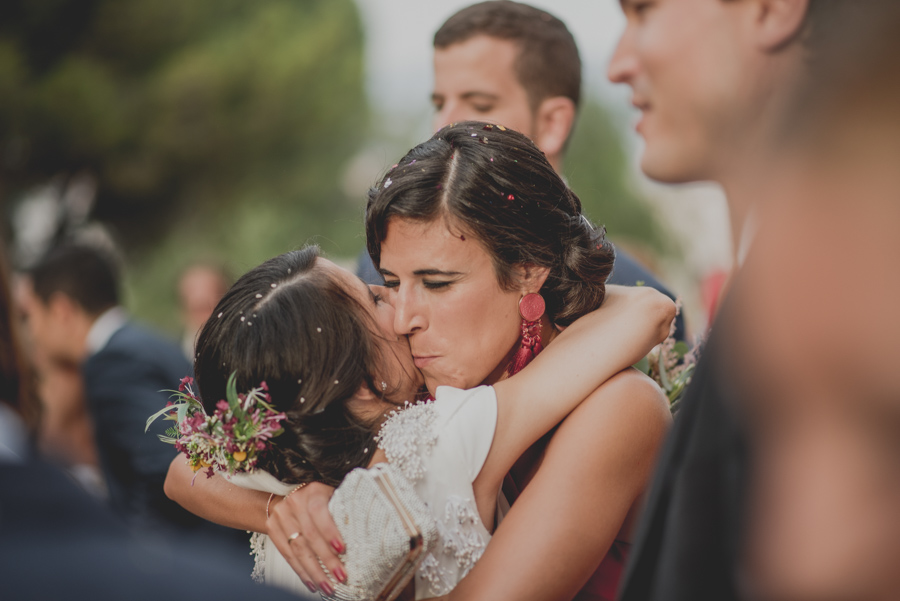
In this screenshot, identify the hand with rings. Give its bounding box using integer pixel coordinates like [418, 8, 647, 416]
[266, 481, 345, 596]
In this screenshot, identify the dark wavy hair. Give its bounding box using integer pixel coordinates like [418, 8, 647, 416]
[366, 121, 615, 327]
[193, 247, 402, 486]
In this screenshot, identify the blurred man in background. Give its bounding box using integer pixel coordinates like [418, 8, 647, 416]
[18, 244, 192, 528]
[177, 262, 230, 359]
[18, 244, 248, 563]
[0, 239, 302, 601]
[360, 1, 684, 339]
[608, 0, 817, 599]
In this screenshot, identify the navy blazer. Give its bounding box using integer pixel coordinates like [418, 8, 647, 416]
[82, 321, 192, 529]
[81, 321, 251, 563]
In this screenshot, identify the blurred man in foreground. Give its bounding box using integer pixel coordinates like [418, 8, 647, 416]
[608, 0, 819, 598]
[736, 2, 900, 598]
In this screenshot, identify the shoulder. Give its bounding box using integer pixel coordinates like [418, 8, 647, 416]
[603, 368, 671, 424]
[107, 322, 182, 354]
[96, 322, 190, 371]
[378, 388, 498, 482]
[564, 369, 672, 455]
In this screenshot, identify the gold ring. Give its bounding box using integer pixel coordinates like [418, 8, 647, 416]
[288, 531, 301, 544]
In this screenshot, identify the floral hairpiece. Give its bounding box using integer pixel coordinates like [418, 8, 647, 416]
[146, 374, 287, 480]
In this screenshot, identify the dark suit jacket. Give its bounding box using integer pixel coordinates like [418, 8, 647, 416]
[81, 321, 250, 562]
[0, 458, 305, 601]
[617, 309, 749, 601]
[82, 321, 192, 528]
[356, 246, 686, 341]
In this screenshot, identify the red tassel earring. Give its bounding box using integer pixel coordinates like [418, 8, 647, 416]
[505, 292, 546, 377]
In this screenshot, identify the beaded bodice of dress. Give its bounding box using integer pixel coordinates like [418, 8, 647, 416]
[376, 387, 497, 599]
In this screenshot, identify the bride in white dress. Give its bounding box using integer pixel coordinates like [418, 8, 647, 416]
[175, 245, 673, 599]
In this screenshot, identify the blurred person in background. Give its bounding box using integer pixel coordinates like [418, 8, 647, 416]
[733, 2, 900, 599]
[177, 262, 230, 359]
[358, 1, 685, 341]
[607, 0, 821, 599]
[0, 240, 304, 601]
[17, 243, 250, 561]
[0, 238, 39, 461]
[28, 352, 105, 497]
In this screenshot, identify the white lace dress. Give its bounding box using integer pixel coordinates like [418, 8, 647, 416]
[378, 385, 497, 598]
[229, 385, 499, 599]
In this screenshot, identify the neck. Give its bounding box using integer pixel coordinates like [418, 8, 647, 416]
[482, 315, 559, 386]
[547, 153, 563, 175]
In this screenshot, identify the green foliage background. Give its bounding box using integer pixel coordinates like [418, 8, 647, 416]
[0, 0, 670, 334]
[0, 0, 368, 332]
[565, 100, 671, 259]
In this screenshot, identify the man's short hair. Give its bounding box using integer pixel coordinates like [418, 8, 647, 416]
[434, 1, 581, 112]
[29, 244, 120, 316]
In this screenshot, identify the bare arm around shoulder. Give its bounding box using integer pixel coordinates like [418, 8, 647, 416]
[478, 284, 674, 493]
[451, 370, 672, 601]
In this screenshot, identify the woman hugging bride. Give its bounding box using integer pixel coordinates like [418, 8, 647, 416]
[164, 122, 674, 601]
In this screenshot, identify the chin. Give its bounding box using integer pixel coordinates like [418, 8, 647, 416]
[640, 149, 708, 184]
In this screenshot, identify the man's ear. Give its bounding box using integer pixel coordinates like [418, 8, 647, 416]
[754, 0, 811, 51]
[531, 96, 576, 170]
[514, 264, 551, 295]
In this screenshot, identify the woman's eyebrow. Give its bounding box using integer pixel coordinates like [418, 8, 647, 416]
[378, 269, 463, 278]
[412, 269, 463, 277]
[378, 268, 464, 277]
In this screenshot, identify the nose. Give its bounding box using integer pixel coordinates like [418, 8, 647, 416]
[607, 28, 637, 85]
[391, 284, 427, 337]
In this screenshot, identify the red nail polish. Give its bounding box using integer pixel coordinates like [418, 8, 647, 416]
[305, 581, 317, 593]
[331, 539, 344, 553]
[320, 581, 335, 596]
[334, 567, 347, 583]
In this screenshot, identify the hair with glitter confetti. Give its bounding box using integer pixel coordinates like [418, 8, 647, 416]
[366, 121, 615, 327]
[193, 246, 403, 486]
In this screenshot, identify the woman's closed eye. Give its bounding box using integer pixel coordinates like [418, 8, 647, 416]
[367, 284, 387, 305]
[423, 280, 452, 290]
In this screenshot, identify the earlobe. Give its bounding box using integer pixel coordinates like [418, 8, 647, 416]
[755, 0, 810, 51]
[532, 97, 576, 168]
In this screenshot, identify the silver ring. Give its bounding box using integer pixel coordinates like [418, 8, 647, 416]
[288, 531, 301, 544]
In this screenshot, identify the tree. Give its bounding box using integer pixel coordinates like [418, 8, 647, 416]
[0, 0, 368, 330]
[564, 99, 673, 259]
